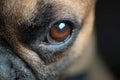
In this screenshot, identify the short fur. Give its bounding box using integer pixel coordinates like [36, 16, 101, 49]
[0, 0, 115, 80]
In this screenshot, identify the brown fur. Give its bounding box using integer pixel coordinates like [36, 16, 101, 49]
[0, 0, 115, 80]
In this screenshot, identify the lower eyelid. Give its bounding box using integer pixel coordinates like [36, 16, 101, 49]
[28, 23, 80, 63]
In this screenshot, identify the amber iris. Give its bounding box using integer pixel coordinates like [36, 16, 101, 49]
[49, 22, 71, 42]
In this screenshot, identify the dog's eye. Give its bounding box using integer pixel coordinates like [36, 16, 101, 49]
[47, 21, 73, 44]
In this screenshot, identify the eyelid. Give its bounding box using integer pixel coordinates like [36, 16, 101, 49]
[49, 20, 76, 31]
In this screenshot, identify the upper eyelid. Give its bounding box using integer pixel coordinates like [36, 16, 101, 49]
[20, 8, 79, 31]
[31, 14, 78, 28]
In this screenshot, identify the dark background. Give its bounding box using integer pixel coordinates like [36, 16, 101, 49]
[96, 0, 120, 79]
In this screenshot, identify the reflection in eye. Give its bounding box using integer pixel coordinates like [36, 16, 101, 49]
[47, 21, 73, 44]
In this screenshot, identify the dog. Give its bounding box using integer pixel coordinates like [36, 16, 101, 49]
[0, 0, 115, 80]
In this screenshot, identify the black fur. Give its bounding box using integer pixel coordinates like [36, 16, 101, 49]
[18, 3, 83, 63]
[0, 1, 83, 80]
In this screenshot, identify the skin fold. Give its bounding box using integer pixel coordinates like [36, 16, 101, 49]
[0, 0, 114, 80]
